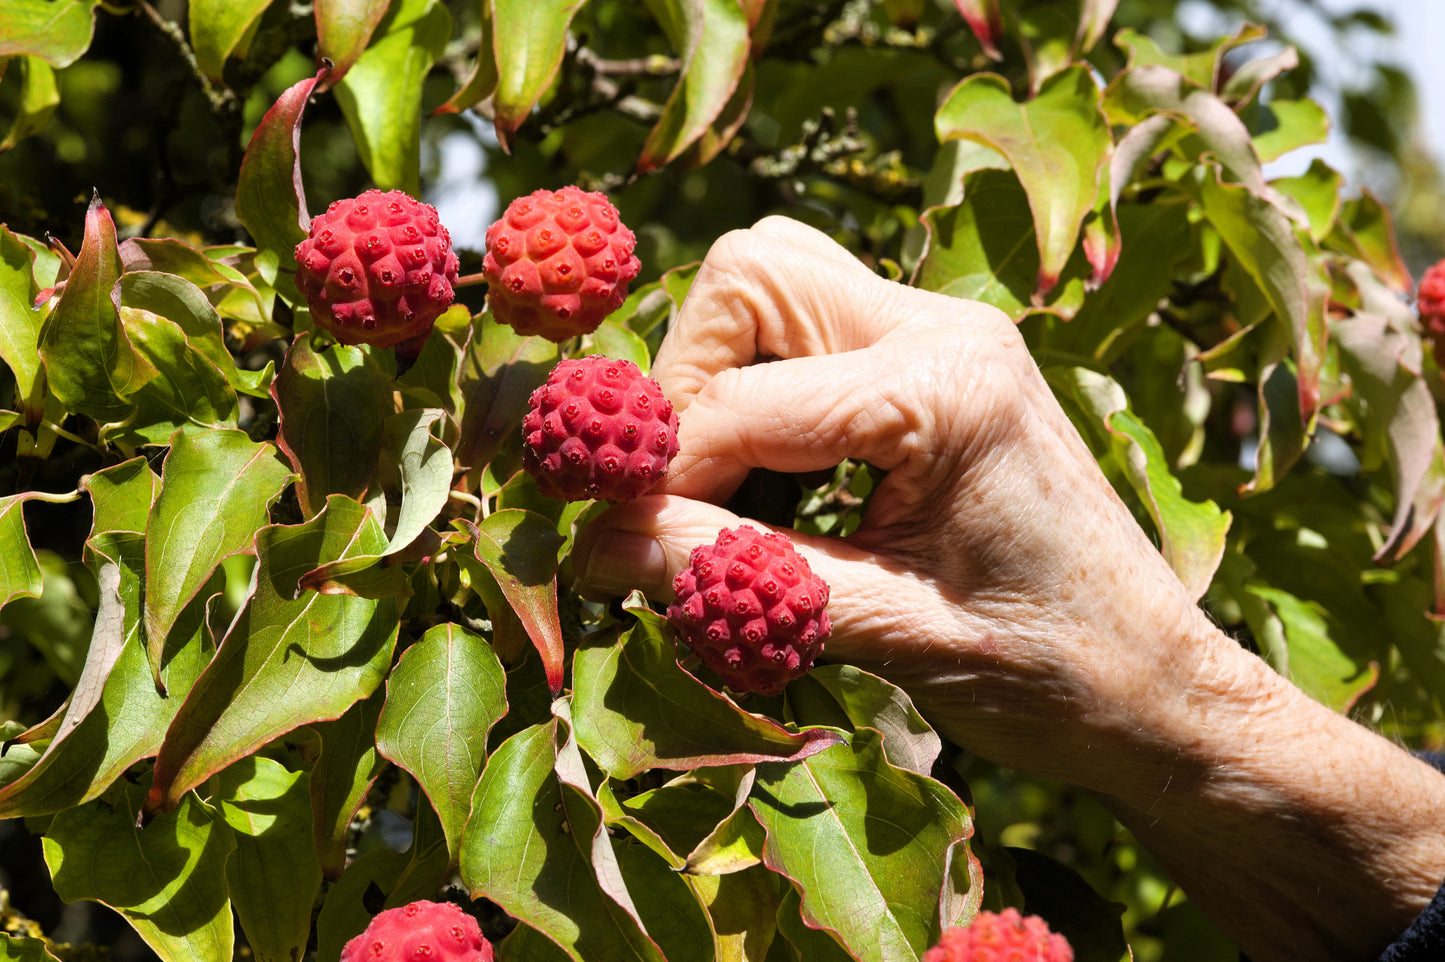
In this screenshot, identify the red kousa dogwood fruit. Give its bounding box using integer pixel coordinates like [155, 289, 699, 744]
[294, 189, 460, 357]
[1418, 258, 1445, 369]
[340, 899, 494, 962]
[522, 354, 680, 502]
[923, 908, 1074, 962]
[483, 186, 640, 341]
[667, 525, 831, 695]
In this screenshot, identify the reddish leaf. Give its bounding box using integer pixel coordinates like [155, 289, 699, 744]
[951, 0, 1002, 59]
[459, 511, 566, 694]
[315, 0, 390, 86]
[236, 68, 327, 265]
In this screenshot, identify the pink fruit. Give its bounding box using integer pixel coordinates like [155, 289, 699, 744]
[483, 186, 640, 341]
[923, 909, 1074, 962]
[294, 189, 460, 357]
[340, 900, 494, 962]
[1418, 258, 1445, 369]
[522, 355, 679, 502]
[667, 526, 831, 695]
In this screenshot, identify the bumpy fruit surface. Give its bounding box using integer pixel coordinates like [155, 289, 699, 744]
[340, 900, 494, 962]
[522, 355, 679, 502]
[294, 189, 460, 355]
[483, 186, 640, 341]
[923, 909, 1074, 962]
[667, 526, 831, 695]
[1418, 259, 1445, 369]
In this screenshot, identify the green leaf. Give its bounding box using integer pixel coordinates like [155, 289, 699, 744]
[1270, 159, 1343, 243]
[573, 606, 845, 780]
[188, 0, 270, 80]
[750, 729, 977, 961]
[37, 192, 154, 424]
[460, 717, 668, 962]
[434, 0, 496, 115]
[605, 776, 740, 869]
[308, 689, 387, 879]
[456, 315, 559, 471]
[1113, 23, 1265, 89]
[0, 934, 62, 962]
[0, 0, 97, 67]
[1333, 265, 1442, 561]
[0, 55, 59, 150]
[272, 337, 393, 517]
[315, 0, 392, 85]
[0, 225, 46, 426]
[143, 429, 291, 686]
[785, 665, 941, 776]
[462, 509, 566, 693]
[914, 168, 1085, 321]
[298, 408, 454, 595]
[0, 537, 215, 818]
[1244, 585, 1378, 712]
[145, 495, 400, 815]
[489, 0, 587, 150]
[1046, 367, 1231, 601]
[334, 0, 452, 193]
[84, 456, 158, 540]
[375, 622, 508, 864]
[615, 840, 718, 961]
[934, 66, 1111, 299]
[637, 0, 751, 173]
[1189, 162, 1321, 422]
[215, 756, 324, 962]
[1251, 99, 1331, 164]
[0, 496, 43, 610]
[42, 782, 235, 962]
[1326, 189, 1412, 294]
[687, 866, 783, 960]
[236, 69, 326, 269]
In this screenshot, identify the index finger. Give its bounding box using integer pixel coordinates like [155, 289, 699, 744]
[651, 216, 915, 412]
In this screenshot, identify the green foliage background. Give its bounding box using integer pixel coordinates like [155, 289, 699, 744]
[1, 1, 1444, 961]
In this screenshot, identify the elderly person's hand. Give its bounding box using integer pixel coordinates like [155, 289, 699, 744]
[573, 217, 1445, 962]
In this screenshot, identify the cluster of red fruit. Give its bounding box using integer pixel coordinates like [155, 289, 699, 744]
[294, 186, 830, 697]
[342, 899, 1072, 961]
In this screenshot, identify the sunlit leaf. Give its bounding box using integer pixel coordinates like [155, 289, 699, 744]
[315, 0, 391, 85]
[0, 933, 63, 962]
[573, 606, 845, 780]
[0, 225, 46, 427]
[272, 336, 392, 517]
[637, 0, 750, 173]
[460, 718, 669, 962]
[308, 690, 387, 879]
[236, 69, 327, 271]
[0, 496, 43, 611]
[146, 495, 400, 815]
[0, 0, 97, 68]
[490, 0, 587, 150]
[935, 66, 1111, 299]
[334, 0, 451, 193]
[37, 192, 153, 424]
[434, 0, 496, 115]
[0, 55, 59, 151]
[375, 622, 507, 863]
[143, 429, 291, 686]
[462, 509, 566, 693]
[189, 0, 270, 80]
[750, 730, 977, 961]
[1244, 585, 1378, 712]
[215, 756, 323, 962]
[785, 665, 941, 776]
[43, 782, 234, 962]
[1271, 159, 1343, 243]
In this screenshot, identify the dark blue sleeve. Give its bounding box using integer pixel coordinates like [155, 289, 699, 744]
[1376, 752, 1445, 962]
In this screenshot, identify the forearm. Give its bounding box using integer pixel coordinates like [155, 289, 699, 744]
[1099, 613, 1445, 962]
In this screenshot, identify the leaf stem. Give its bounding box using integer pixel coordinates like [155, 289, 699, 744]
[24, 488, 83, 505]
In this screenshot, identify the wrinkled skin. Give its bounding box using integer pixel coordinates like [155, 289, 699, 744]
[574, 217, 1445, 962]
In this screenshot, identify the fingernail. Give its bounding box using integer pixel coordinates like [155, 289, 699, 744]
[581, 532, 666, 596]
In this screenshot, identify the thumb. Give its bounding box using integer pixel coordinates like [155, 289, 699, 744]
[573, 495, 748, 601]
